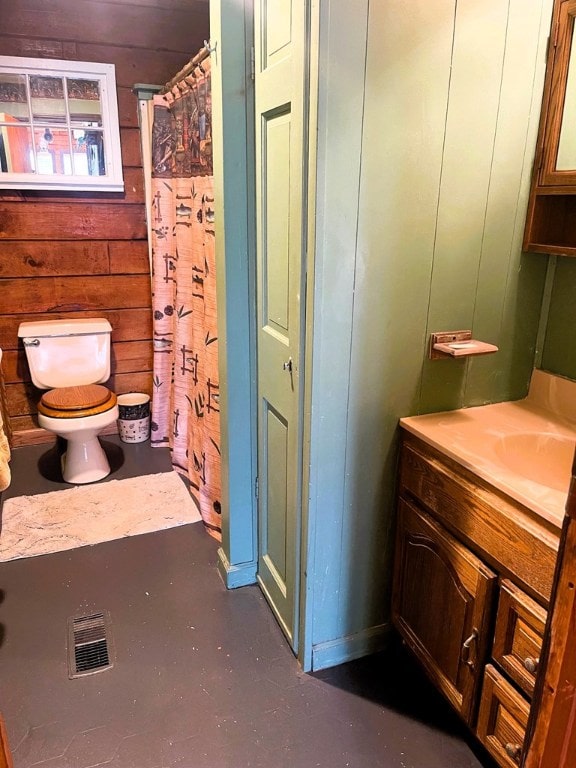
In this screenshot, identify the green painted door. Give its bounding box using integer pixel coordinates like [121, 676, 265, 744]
[254, 0, 307, 652]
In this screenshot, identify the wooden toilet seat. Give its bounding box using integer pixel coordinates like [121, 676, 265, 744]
[38, 385, 117, 419]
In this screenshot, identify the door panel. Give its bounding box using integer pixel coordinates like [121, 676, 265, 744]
[263, 403, 288, 585]
[255, 0, 306, 650]
[263, 109, 291, 331]
[263, 0, 292, 67]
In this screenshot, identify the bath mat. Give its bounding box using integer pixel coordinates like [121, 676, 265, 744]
[0, 472, 202, 562]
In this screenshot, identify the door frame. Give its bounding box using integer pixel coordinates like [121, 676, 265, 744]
[211, 0, 319, 671]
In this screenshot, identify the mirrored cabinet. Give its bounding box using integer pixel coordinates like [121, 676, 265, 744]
[0, 57, 124, 192]
[524, 0, 576, 255]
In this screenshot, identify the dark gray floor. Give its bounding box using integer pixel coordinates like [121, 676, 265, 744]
[0, 438, 495, 768]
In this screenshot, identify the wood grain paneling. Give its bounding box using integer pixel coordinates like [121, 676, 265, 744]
[111, 341, 153, 374]
[0, 35, 196, 89]
[0, 0, 209, 444]
[0, 0, 209, 52]
[3, 340, 152, 384]
[6, 382, 41, 417]
[109, 241, 150, 274]
[0, 352, 27, 385]
[76, 42, 197, 88]
[117, 88, 140, 128]
[0, 308, 152, 350]
[0, 36, 78, 59]
[0, 203, 146, 241]
[0, 242, 109, 278]
[120, 129, 144, 168]
[3, 276, 151, 314]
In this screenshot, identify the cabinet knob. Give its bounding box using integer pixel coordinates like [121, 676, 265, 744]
[504, 743, 522, 762]
[524, 656, 539, 674]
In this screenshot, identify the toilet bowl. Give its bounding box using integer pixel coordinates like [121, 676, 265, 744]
[18, 319, 119, 484]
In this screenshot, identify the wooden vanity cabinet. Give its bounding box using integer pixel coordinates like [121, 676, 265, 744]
[393, 499, 497, 725]
[393, 432, 560, 768]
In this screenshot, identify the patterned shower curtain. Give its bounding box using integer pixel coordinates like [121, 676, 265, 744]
[149, 58, 221, 539]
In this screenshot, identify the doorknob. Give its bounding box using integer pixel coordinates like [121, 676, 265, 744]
[283, 358, 293, 372]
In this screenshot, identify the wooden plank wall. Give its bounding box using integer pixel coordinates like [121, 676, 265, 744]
[0, 0, 210, 445]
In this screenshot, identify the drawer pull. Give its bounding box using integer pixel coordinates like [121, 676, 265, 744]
[523, 656, 539, 674]
[505, 743, 522, 762]
[461, 628, 479, 669]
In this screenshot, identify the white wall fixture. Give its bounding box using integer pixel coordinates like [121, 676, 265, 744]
[0, 56, 124, 192]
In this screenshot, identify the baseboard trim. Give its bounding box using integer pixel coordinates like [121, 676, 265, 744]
[311, 622, 392, 671]
[217, 547, 257, 589]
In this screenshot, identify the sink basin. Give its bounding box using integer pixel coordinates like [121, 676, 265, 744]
[494, 432, 575, 493]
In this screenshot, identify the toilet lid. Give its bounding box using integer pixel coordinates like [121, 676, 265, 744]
[40, 384, 112, 411]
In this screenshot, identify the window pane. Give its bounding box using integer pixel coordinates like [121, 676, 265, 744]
[0, 73, 29, 122]
[0, 123, 34, 173]
[32, 127, 72, 175]
[71, 129, 106, 175]
[30, 76, 66, 123]
[67, 78, 102, 127]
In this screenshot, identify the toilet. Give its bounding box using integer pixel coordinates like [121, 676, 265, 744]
[18, 318, 119, 484]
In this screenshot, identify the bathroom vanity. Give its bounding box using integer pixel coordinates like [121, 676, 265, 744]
[392, 371, 576, 768]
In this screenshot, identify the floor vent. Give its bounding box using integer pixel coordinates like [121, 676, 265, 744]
[68, 611, 114, 678]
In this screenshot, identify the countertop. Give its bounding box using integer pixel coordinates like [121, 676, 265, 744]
[400, 370, 576, 529]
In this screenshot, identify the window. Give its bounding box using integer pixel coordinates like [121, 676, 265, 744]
[0, 56, 124, 191]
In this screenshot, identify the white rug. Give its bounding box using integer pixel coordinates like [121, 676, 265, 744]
[0, 472, 202, 562]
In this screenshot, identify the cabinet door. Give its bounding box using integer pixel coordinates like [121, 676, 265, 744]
[392, 498, 497, 725]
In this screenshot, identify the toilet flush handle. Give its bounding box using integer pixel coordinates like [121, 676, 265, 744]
[23, 338, 40, 347]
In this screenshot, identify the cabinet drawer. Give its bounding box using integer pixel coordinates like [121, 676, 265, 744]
[493, 580, 547, 697]
[476, 665, 530, 768]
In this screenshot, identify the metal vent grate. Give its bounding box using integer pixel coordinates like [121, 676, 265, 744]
[68, 611, 114, 678]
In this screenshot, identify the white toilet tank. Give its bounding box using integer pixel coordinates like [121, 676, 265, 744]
[18, 318, 113, 390]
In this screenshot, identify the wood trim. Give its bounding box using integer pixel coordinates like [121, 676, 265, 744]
[0, 715, 14, 768]
[524, 511, 576, 767]
[539, 0, 576, 187]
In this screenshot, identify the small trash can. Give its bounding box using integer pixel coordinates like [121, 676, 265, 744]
[117, 393, 151, 443]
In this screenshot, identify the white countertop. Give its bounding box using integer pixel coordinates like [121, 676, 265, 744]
[400, 370, 576, 529]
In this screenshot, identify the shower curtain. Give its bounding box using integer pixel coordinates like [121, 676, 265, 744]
[149, 57, 221, 539]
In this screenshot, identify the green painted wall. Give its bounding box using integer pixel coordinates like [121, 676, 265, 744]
[306, 0, 553, 668]
[541, 259, 576, 379]
[213, 0, 564, 671]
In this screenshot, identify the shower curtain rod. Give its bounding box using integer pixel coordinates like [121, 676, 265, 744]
[160, 43, 211, 93]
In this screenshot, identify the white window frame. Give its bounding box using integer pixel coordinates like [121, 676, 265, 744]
[0, 56, 124, 192]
